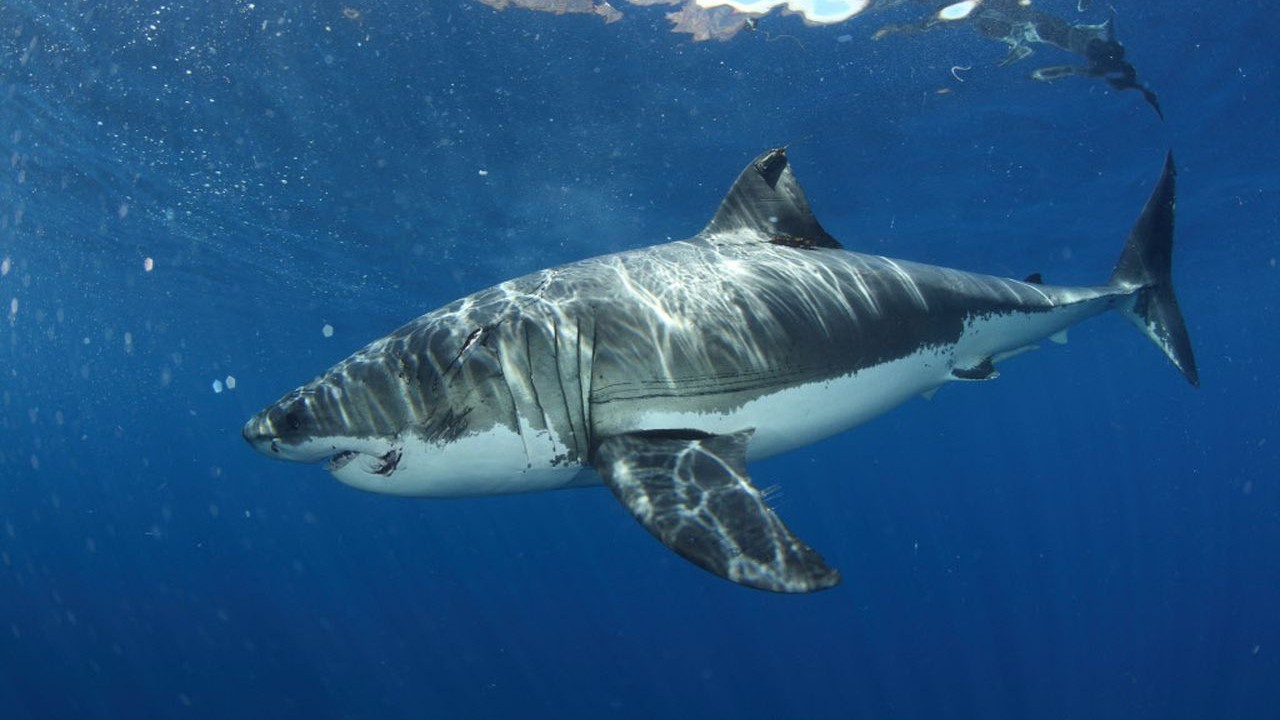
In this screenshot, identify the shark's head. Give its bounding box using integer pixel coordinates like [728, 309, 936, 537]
[242, 369, 404, 480]
[242, 361, 491, 496]
[242, 319, 583, 497]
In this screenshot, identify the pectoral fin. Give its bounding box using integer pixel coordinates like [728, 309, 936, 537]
[592, 430, 840, 593]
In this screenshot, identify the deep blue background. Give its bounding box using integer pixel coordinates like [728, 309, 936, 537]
[1, 1, 1277, 718]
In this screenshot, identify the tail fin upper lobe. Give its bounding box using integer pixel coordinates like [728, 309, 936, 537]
[1110, 152, 1199, 386]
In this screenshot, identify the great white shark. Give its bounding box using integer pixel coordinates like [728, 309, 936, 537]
[244, 148, 1196, 593]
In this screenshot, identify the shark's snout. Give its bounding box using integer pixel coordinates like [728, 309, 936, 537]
[241, 393, 333, 462]
[244, 378, 404, 468]
[242, 411, 281, 456]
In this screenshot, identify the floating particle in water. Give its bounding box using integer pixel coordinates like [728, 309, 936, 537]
[144, 257, 154, 272]
[225, 375, 236, 390]
[212, 379, 224, 394]
[478, 169, 489, 176]
[8, 297, 17, 320]
[0, 257, 9, 276]
[322, 323, 334, 338]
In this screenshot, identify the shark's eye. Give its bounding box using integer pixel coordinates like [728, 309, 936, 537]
[284, 411, 303, 431]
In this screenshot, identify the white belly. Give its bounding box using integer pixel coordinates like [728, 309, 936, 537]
[630, 346, 954, 461]
[330, 423, 587, 498]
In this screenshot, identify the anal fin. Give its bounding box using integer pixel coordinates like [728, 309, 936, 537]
[593, 429, 840, 593]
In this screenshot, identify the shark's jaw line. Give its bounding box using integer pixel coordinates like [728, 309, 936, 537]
[327, 425, 586, 498]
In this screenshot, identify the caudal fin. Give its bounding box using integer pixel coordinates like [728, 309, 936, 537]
[1109, 152, 1199, 386]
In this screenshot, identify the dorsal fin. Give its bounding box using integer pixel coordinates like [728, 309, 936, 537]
[703, 148, 842, 249]
[1024, 272, 1044, 284]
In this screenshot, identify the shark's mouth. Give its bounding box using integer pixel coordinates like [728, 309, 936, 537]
[327, 451, 359, 472]
[327, 448, 402, 476]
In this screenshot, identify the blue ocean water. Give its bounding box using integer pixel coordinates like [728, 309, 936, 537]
[2, 1, 1277, 718]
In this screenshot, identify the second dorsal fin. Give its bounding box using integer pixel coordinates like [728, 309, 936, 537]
[703, 148, 842, 249]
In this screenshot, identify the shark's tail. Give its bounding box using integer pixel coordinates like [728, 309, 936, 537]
[1109, 152, 1199, 386]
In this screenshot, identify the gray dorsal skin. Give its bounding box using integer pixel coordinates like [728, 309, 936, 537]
[244, 148, 1196, 593]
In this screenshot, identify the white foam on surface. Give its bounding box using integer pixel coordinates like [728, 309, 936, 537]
[696, 0, 872, 24]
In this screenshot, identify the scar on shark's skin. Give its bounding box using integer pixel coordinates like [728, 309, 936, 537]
[873, 0, 1163, 119]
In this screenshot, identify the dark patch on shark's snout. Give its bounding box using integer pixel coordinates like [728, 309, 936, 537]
[325, 448, 402, 477]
